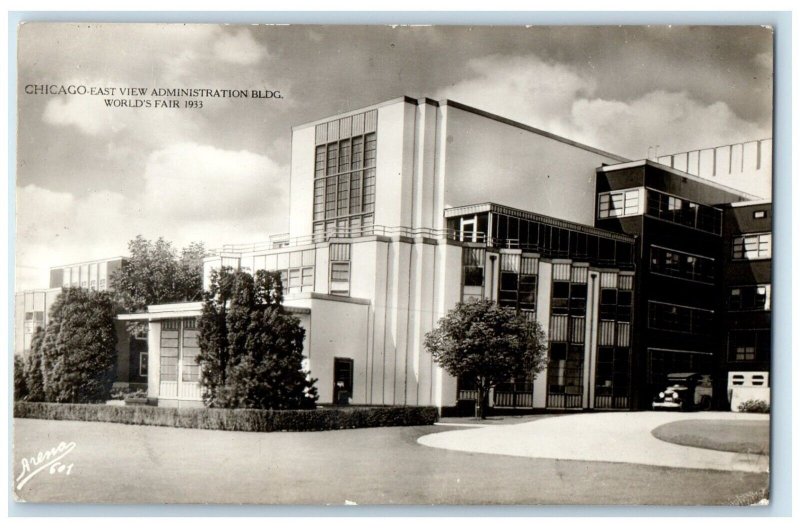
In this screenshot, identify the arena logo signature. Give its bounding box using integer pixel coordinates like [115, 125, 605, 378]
[16, 441, 76, 491]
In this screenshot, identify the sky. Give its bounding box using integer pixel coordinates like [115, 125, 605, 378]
[15, 24, 773, 290]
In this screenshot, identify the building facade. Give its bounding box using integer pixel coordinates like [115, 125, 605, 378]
[115, 96, 771, 412]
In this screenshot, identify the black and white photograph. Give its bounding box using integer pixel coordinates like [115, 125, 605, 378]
[11, 21, 775, 506]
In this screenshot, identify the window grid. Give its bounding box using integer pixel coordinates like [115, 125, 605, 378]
[732, 233, 771, 260]
[313, 130, 377, 238]
[330, 261, 351, 296]
[597, 188, 642, 219]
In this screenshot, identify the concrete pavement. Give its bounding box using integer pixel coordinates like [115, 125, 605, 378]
[418, 411, 769, 473]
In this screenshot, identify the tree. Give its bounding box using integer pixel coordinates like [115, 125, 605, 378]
[424, 298, 548, 419]
[111, 236, 206, 314]
[14, 355, 28, 402]
[40, 288, 118, 403]
[197, 267, 319, 409]
[23, 327, 46, 402]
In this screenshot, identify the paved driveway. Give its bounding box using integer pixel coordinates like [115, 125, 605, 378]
[419, 411, 769, 473]
[13, 417, 768, 505]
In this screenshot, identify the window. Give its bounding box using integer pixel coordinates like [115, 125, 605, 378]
[160, 320, 180, 382]
[330, 262, 350, 296]
[181, 321, 200, 382]
[160, 319, 200, 384]
[733, 233, 771, 260]
[647, 301, 714, 335]
[650, 245, 715, 283]
[729, 285, 770, 311]
[728, 330, 770, 362]
[462, 248, 485, 289]
[263, 249, 316, 294]
[139, 353, 149, 377]
[597, 188, 643, 219]
[313, 110, 377, 239]
[645, 189, 722, 235]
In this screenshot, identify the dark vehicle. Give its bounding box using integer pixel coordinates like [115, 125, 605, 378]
[652, 372, 713, 411]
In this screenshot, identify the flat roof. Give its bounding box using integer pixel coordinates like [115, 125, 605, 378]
[444, 202, 636, 244]
[118, 301, 312, 321]
[293, 95, 629, 163]
[50, 256, 126, 271]
[597, 159, 762, 201]
[726, 199, 772, 208]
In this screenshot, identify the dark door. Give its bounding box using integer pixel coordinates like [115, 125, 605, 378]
[333, 358, 354, 404]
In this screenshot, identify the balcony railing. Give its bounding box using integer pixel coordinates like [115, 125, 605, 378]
[207, 227, 489, 256]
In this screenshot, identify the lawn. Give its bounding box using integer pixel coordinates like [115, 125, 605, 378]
[14, 417, 768, 505]
[651, 419, 770, 455]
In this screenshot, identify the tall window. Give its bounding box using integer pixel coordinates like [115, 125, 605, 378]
[329, 243, 351, 296]
[159, 318, 200, 385]
[313, 110, 377, 239]
[732, 233, 771, 260]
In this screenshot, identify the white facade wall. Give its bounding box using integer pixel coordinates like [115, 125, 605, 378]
[657, 139, 772, 199]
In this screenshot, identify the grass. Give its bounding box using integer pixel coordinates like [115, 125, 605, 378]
[651, 419, 770, 455]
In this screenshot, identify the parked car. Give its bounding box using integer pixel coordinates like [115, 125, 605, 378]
[652, 372, 713, 411]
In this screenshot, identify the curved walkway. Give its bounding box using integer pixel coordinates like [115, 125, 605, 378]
[419, 411, 769, 473]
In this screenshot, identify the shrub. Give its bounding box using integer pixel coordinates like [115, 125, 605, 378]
[13, 402, 439, 432]
[738, 399, 770, 413]
[109, 387, 148, 400]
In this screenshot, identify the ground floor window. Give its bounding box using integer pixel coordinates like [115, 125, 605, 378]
[647, 348, 713, 385]
[159, 318, 200, 385]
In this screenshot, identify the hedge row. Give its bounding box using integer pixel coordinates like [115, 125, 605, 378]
[14, 402, 439, 432]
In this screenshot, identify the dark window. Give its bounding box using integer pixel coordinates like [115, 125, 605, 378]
[650, 245, 715, 282]
[646, 189, 722, 235]
[729, 285, 770, 311]
[728, 330, 770, 362]
[648, 301, 713, 335]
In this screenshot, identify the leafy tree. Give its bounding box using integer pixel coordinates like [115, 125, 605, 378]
[23, 327, 46, 402]
[424, 298, 548, 419]
[40, 288, 118, 403]
[14, 355, 28, 401]
[111, 236, 206, 314]
[197, 267, 318, 409]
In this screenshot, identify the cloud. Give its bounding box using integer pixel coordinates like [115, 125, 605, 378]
[571, 90, 770, 158]
[42, 95, 116, 136]
[141, 142, 286, 221]
[441, 54, 597, 138]
[213, 28, 267, 65]
[15, 143, 289, 290]
[441, 53, 771, 160]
